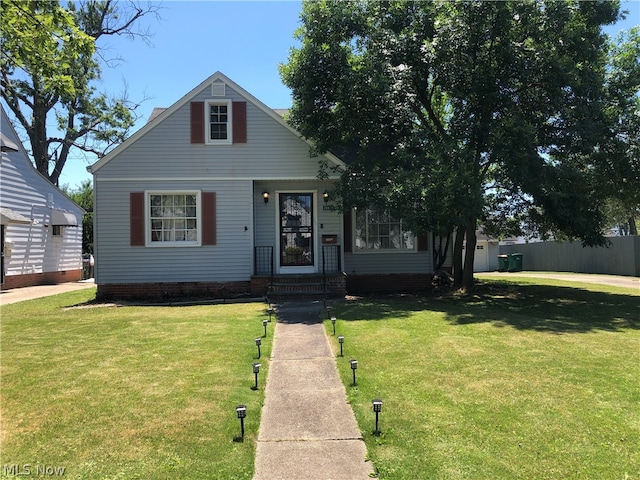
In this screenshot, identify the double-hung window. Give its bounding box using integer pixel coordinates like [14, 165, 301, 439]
[206, 99, 232, 145]
[149, 192, 200, 246]
[354, 207, 415, 252]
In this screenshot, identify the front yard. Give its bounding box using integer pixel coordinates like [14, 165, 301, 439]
[1, 277, 638, 479]
[327, 278, 639, 479]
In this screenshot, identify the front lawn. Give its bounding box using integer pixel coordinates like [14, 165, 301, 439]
[326, 279, 639, 479]
[1, 290, 272, 479]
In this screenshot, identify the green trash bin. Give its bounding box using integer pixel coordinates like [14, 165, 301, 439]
[508, 253, 523, 272]
[498, 255, 509, 272]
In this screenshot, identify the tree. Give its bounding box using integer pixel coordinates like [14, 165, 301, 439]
[1, 0, 160, 185]
[281, 0, 621, 290]
[63, 179, 93, 254]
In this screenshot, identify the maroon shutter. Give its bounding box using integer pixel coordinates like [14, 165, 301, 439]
[232, 101, 247, 144]
[343, 209, 352, 253]
[191, 102, 204, 144]
[418, 234, 429, 251]
[130, 192, 145, 246]
[202, 192, 216, 245]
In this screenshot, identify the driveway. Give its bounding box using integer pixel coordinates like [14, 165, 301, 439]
[0, 280, 95, 306]
[476, 272, 639, 290]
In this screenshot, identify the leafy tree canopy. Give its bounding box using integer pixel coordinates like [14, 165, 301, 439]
[1, 0, 160, 185]
[281, 0, 627, 289]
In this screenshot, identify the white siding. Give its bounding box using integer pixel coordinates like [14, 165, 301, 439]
[1, 108, 84, 279]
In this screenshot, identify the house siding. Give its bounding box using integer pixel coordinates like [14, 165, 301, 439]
[1, 108, 84, 288]
[94, 180, 252, 284]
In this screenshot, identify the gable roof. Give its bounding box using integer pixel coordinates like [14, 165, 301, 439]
[88, 71, 345, 174]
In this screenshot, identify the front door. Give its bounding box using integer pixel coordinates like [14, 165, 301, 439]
[278, 192, 315, 273]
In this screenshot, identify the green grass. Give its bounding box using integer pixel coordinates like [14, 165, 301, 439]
[326, 279, 640, 480]
[1, 289, 272, 479]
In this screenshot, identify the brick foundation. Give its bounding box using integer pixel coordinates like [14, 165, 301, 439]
[1, 270, 83, 290]
[96, 281, 251, 302]
[346, 273, 433, 295]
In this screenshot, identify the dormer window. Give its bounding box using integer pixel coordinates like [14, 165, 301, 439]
[207, 99, 232, 145]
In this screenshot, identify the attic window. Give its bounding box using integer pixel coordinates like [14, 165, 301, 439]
[212, 81, 226, 96]
[206, 99, 232, 144]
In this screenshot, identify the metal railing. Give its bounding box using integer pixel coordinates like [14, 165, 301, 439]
[322, 245, 341, 293]
[254, 246, 274, 278]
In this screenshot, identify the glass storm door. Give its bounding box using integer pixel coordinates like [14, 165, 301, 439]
[279, 193, 314, 271]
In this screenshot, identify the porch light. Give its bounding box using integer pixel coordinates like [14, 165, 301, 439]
[252, 363, 261, 390]
[372, 399, 383, 435]
[350, 358, 358, 386]
[236, 405, 247, 439]
[331, 316, 336, 335]
[262, 319, 268, 337]
[338, 335, 344, 357]
[262, 191, 270, 203]
[323, 190, 329, 203]
[255, 337, 262, 358]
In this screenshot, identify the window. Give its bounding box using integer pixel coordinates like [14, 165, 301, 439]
[354, 207, 415, 252]
[206, 100, 232, 144]
[52, 225, 63, 236]
[148, 192, 200, 245]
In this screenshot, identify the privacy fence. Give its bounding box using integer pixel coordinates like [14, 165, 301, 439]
[499, 236, 640, 277]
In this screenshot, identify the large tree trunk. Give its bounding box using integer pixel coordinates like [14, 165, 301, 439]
[452, 225, 465, 288]
[628, 216, 638, 236]
[462, 216, 477, 291]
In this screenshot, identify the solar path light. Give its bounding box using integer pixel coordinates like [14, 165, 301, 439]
[252, 363, 261, 390]
[326, 305, 332, 320]
[338, 335, 344, 357]
[331, 316, 337, 335]
[372, 399, 383, 435]
[262, 319, 268, 337]
[255, 337, 262, 358]
[268, 306, 274, 322]
[350, 359, 358, 386]
[236, 405, 247, 439]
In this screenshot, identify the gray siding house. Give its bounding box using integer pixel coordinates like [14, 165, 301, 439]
[89, 72, 432, 300]
[1, 106, 84, 289]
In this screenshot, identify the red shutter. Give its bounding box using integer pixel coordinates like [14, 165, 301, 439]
[232, 101, 247, 144]
[130, 192, 145, 246]
[191, 102, 204, 144]
[202, 192, 216, 245]
[418, 234, 429, 251]
[343, 209, 352, 253]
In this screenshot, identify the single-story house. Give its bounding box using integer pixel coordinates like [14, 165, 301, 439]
[88, 72, 433, 300]
[1, 106, 84, 290]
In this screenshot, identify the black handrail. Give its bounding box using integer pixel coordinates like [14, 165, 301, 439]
[322, 245, 341, 293]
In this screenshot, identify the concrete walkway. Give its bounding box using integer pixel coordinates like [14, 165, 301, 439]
[0, 279, 95, 306]
[476, 272, 639, 290]
[253, 301, 374, 480]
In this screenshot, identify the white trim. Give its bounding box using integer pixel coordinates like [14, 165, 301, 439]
[205, 99, 232, 145]
[145, 190, 202, 247]
[276, 190, 318, 274]
[95, 174, 342, 182]
[351, 208, 417, 254]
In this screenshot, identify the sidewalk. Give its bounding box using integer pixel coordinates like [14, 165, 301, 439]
[0, 279, 95, 306]
[253, 301, 374, 480]
[476, 272, 639, 290]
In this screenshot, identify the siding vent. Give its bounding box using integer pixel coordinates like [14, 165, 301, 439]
[212, 81, 226, 96]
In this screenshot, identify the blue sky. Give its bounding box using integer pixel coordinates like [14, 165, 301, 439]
[49, 0, 639, 188]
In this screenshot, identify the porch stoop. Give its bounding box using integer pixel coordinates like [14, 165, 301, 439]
[252, 274, 346, 300]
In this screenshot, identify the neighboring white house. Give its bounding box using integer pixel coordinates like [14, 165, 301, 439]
[88, 72, 433, 300]
[470, 232, 500, 272]
[1, 106, 84, 290]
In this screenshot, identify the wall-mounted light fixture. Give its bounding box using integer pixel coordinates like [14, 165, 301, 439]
[323, 190, 329, 203]
[262, 191, 270, 204]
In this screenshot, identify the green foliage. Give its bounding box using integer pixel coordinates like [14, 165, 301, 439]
[63, 180, 94, 253]
[1, 293, 272, 479]
[281, 0, 630, 288]
[0, 0, 158, 185]
[326, 278, 639, 479]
